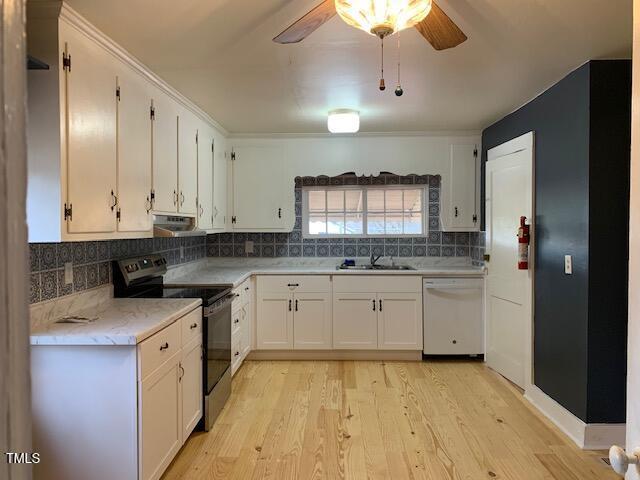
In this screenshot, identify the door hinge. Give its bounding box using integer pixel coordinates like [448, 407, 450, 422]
[232, 216, 237, 224]
[231, 151, 236, 161]
[196, 132, 198, 144]
[150, 189, 155, 205]
[116, 208, 121, 222]
[473, 214, 478, 224]
[211, 142, 214, 152]
[150, 106, 155, 121]
[116, 86, 121, 101]
[473, 147, 478, 158]
[62, 52, 71, 72]
[64, 203, 73, 221]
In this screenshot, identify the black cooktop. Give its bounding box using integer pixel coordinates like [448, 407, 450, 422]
[162, 287, 230, 307]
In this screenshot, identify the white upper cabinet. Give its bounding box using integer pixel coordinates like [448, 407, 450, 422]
[116, 69, 153, 233]
[151, 89, 179, 214]
[62, 21, 118, 235]
[442, 144, 479, 231]
[178, 109, 198, 215]
[231, 145, 286, 231]
[197, 123, 214, 230]
[212, 135, 227, 230]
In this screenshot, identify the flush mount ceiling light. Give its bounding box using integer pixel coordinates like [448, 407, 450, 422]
[328, 109, 360, 133]
[335, 0, 432, 39]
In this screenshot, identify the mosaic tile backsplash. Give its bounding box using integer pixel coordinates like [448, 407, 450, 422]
[206, 174, 486, 263]
[29, 236, 206, 304]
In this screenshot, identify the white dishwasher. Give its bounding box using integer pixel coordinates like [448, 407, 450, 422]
[423, 277, 484, 356]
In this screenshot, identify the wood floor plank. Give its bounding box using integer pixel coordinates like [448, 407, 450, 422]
[163, 360, 618, 480]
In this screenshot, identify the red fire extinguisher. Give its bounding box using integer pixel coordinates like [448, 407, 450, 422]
[517, 216, 530, 270]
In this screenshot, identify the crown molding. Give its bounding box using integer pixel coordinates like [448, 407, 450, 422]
[55, 1, 229, 136]
[227, 130, 482, 140]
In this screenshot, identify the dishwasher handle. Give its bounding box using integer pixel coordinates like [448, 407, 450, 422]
[424, 282, 482, 290]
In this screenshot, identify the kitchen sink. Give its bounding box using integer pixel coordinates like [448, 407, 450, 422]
[337, 264, 415, 271]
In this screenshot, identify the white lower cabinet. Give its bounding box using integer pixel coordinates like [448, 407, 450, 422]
[180, 337, 203, 441]
[332, 293, 378, 349]
[377, 293, 423, 350]
[293, 293, 332, 349]
[256, 276, 332, 350]
[139, 352, 182, 480]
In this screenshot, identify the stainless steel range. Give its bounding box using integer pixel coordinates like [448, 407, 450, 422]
[113, 254, 232, 430]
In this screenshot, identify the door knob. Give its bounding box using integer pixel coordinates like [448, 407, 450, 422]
[609, 445, 640, 475]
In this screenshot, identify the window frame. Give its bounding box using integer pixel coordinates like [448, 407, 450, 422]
[302, 184, 427, 238]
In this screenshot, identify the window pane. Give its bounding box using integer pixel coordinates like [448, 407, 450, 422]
[404, 189, 422, 211]
[385, 190, 403, 212]
[367, 214, 385, 235]
[308, 191, 326, 212]
[345, 190, 363, 212]
[327, 190, 344, 211]
[345, 213, 363, 234]
[327, 214, 345, 234]
[404, 212, 422, 234]
[368, 190, 385, 211]
[309, 214, 327, 234]
[385, 212, 403, 234]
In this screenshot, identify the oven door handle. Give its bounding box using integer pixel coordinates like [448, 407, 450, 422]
[204, 293, 235, 316]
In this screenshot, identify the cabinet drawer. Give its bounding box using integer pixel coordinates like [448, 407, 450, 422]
[257, 275, 330, 293]
[232, 336, 242, 366]
[231, 306, 242, 337]
[138, 321, 181, 380]
[332, 275, 421, 293]
[181, 307, 202, 347]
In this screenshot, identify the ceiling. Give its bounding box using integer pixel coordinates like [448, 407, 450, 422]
[63, 0, 632, 134]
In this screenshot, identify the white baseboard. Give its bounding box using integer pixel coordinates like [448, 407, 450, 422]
[524, 384, 625, 450]
[247, 350, 423, 361]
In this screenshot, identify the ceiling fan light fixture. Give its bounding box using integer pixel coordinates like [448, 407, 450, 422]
[328, 109, 360, 133]
[335, 0, 432, 38]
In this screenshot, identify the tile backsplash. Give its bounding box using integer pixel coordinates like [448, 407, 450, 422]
[206, 174, 485, 263]
[28, 237, 206, 304]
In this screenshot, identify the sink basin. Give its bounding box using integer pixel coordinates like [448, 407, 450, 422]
[337, 264, 415, 271]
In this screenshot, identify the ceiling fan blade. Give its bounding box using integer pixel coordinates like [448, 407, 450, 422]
[273, 0, 336, 44]
[414, 1, 467, 51]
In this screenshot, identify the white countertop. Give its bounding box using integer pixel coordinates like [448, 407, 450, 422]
[165, 259, 485, 288]
[30, 297, 202, 346]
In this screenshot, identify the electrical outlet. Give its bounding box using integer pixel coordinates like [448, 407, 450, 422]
[180, 246, 185, 260]
[564, 255, 572, 275]
[64, 262, 73, 285]
[245, 240, 254, 254]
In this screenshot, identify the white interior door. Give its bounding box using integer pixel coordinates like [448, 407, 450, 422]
[485, 132, 534, 389]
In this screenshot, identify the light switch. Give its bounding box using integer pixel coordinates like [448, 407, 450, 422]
[64, 262, 73, 285]
[245, 241, 254, 254]
[564, 255, 572, 275]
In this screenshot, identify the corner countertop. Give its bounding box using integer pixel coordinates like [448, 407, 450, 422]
[164, 259, 485, 288]
[30, 297, 202, 346]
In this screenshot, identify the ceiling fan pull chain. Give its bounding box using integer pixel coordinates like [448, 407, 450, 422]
[396, 32, 404, 97]
[379, 37, 386, 91]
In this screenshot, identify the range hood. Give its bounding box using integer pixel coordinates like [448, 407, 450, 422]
[153, 215, 205, 238]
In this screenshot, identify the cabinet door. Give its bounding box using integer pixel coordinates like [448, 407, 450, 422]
[232, 145, 285, 230]
[197, 123, 213, 230]
[294, 293, 332, 349]
[377, 293, 423, 350]
[181, 338, 203, 442]
[242, 303, 252, 357]
[448, 144, 478, 230]
[116, 70, 152, 233]
[178, 110, 198, 215]
[332, 294, 378, 349]
[151, 90, 178, 213]
[139, 353, 181, 480]
[256, 293, 293, 349]
[62, 24, 117, 234]
[212, 135, 227, 230]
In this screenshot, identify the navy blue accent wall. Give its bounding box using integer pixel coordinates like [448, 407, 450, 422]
[481, 60, 630, 423]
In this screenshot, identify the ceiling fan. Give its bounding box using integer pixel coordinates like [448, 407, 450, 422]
[273, 0, 467, 51]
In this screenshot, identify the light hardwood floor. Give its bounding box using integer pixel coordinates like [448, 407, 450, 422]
[163, 360, 617, 480]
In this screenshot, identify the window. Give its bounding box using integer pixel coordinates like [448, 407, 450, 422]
[303, 186, 425, 237]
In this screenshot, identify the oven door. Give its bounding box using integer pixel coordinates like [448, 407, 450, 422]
[203, 295, 233, 395]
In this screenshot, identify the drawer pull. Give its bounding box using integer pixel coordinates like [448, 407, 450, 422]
[245, 287, 249, 291]
[189, 323, 198, 330]
[159, 342, 169, 351]
[234, 351, 240, 357]
[287, 283, 299, 287]
[234, 318, 240, 324]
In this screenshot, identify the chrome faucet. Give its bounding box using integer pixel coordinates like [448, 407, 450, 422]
[370, 253, 383, 267]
